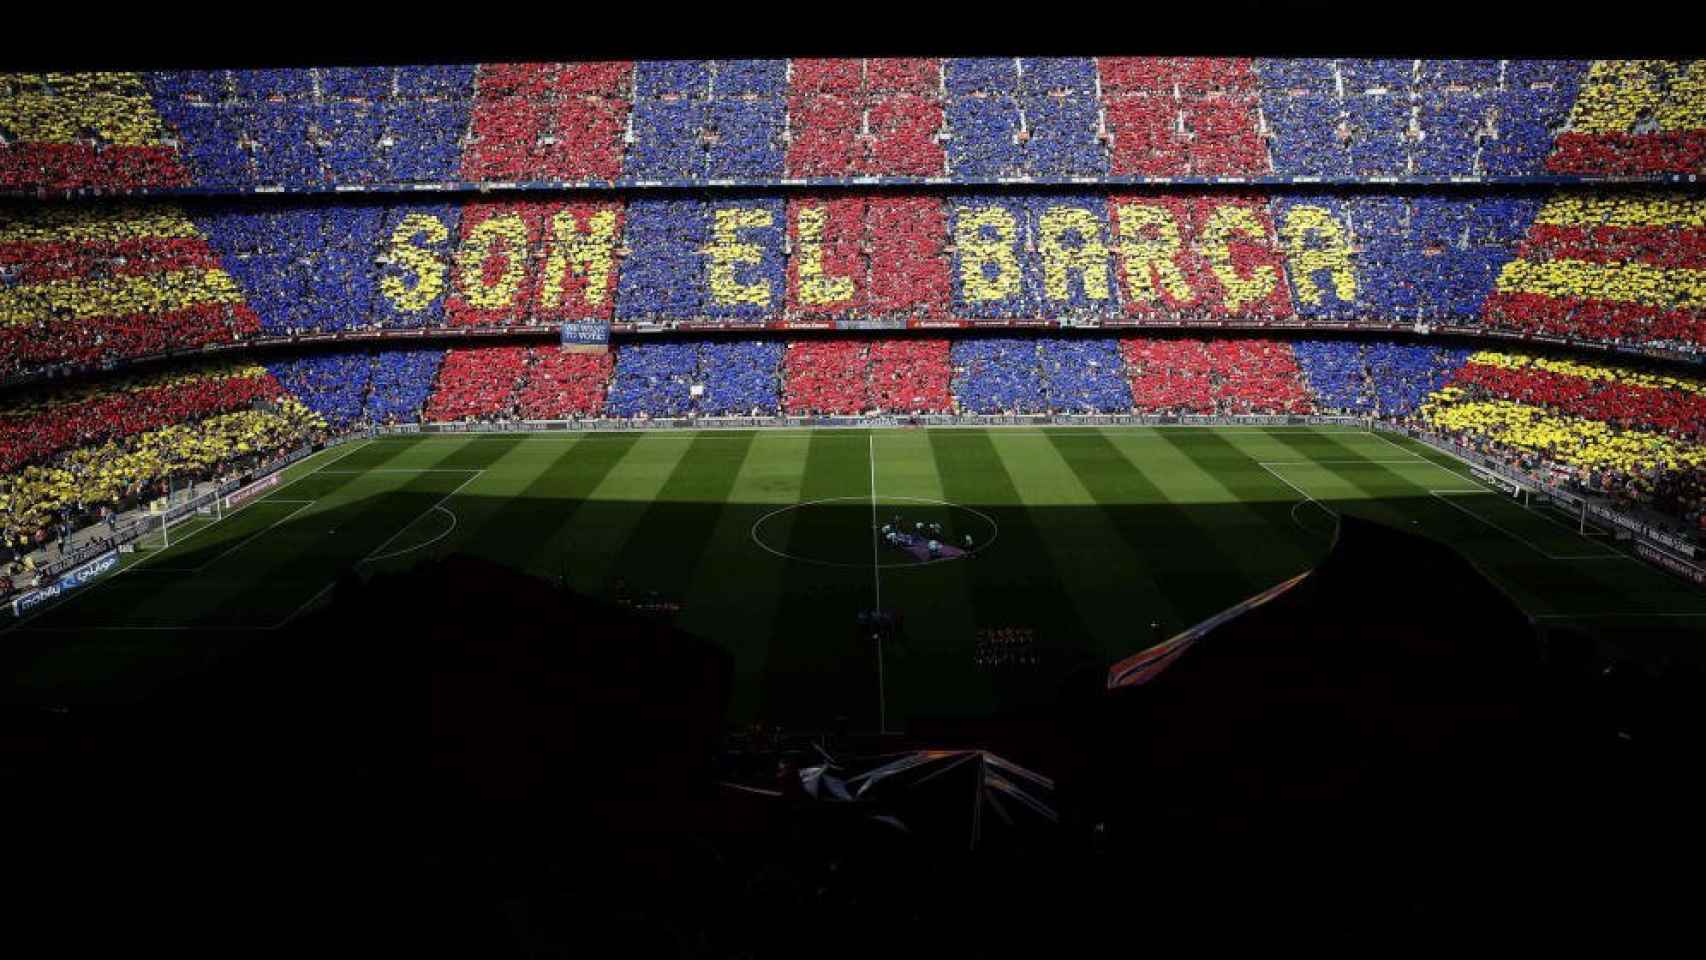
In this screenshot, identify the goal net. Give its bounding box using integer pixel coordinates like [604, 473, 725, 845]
[131, 489, 223, 551]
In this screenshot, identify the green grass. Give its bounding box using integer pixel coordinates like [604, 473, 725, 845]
[7, 426, 1705, 727]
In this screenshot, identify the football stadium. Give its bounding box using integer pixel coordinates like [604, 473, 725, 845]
[5, 42, 1706, 951]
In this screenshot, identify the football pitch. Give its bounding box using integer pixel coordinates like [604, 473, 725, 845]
[8, 425, 1706, 728]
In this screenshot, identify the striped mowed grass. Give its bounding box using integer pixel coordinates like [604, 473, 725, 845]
[7, 427, 1703, 728]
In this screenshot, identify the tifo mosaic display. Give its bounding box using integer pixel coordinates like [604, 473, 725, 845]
[1, 60, 1702, 192]
[4, 56, 1706, 554]
[5, 189, 1705, 383]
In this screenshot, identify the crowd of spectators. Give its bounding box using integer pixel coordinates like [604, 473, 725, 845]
[460, 63, 629, 182]
[605, 342, 697, 418]
[1, 401, 325, 564]
[0, 362, 283, 475]
[1412, 349, 1706, 527]
[1256, 58, 1583, 178]
[10, 187, 1706, 388]
[698, 341, 785, 416]
[1420, 390, 1706, 529]
[14, 60, 1670, 194]
[424, 346, 532, 422]
[606, 341, 784, 418]
[870, 339, 954, 413]
[147, 66, 475, 188]
[268, 353, 370, 426]
[950, 338, 1048, 413]
[950, 337, 1143, 414]
[8, 332, 1706, 552]
[1122, 338, 1314, 415]
[268, 348, 446, 427]
[1449, 351, 1706, 440]
[368, 349, 446, 423]
[516, 351, 613, 419]
[1036, 338, 1134, 412]
[783, 341, 864, 414]
[786, 59, 942, 177]
[424, 346, 615, 421]
[1480, 192, 1706, 357]
[0, 202, 263, 382]
[1293, 340, 1471, 415]
[1545, 60, 1706, 176]
[782, 340, 954, 415]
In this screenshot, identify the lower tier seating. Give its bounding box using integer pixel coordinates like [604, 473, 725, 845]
[7, 334, 1706, 531]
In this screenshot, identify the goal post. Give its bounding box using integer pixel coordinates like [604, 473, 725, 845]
[133, 483, 222, 551]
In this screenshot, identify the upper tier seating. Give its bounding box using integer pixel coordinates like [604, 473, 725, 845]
[10, 60, 1693, 191]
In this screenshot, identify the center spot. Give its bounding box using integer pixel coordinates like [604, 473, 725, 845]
[751, 496, 998, 568]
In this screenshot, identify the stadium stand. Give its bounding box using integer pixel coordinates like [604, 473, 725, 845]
[1449, 350, 1706, 438]
[605, 340, 781, 417]
[0, 399, 323, 552]
[367, 349, 446, 424]
[4, 57, 1705, 533]
[1294, 340, 1471, 414]
[424, 345, 531, 422]
[782, 339, 955, 415]
[1546, 60, 1706, 176]
[0, 362, 284, 476]
[783, 340, 866, 414]
[1122, 338, 1315, 415]
[9, 332, 1706, 542]
[696, 340, 784, 416]
[16, 59, 1688, 192]
[516, 349, 612, 419]
[1038, 337, 1134, 413]
[1482, 192, 1706, 355]
[606, 341, 699, 418]
[0, 203, 261, 380]
[952, 338, 1050, 413]
[8, 185, 1706, 386]
[268, 352, 371, 427]
[1417, 350, 1706, 526]
[869, 339, 954, 413]
[786, 59, 943, 177]
[267, 348, 448, 427]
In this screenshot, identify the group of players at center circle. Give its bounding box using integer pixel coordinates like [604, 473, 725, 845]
[880, 514, 974, 560]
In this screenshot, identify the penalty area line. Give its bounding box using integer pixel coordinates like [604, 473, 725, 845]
[183, 500, 317, 573]
[1257, 462, 1339, 536]
[359, 470, 484, 565]
[1428, 490, 1625, 562]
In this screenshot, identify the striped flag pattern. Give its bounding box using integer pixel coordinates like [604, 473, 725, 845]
[0, 204, 260, 371]
[0, 72, 190, 189]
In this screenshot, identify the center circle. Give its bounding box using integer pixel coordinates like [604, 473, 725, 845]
[751, 496, 999, 568]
